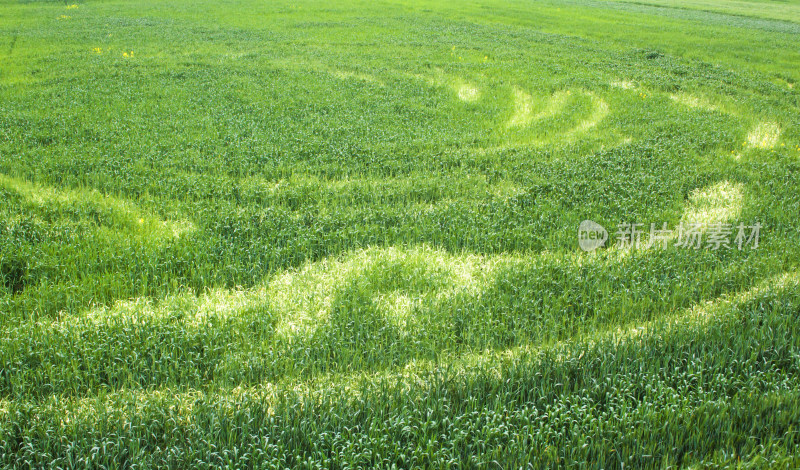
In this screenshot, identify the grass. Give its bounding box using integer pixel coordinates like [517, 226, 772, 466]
[1, 0, 799, 467]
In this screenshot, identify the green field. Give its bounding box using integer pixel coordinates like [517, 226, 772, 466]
[1, 0, 799, 467]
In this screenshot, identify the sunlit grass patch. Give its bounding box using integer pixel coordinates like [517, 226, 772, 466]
[0, 173, 194, 242]
[505, 86, 535, 127]
[610, 80, 636, 90]
[456, 83, 480, 102]
[681, 180, 744, 224]
[492, 88, 612, 150]
[407, 68, 482, 103]
[669, 92, 720, 112]
[267, 246, 499, 343]
[505, 87, 571, 128]
[79, 286, 270, 327]
[746, 121, 782, 149]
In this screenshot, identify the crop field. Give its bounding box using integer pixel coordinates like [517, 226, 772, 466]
[1, 0, 800, 467]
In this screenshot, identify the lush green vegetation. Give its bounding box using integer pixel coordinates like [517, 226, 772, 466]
[1, 0, 799, 467]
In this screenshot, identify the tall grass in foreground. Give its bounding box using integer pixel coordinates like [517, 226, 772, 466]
[2, 272, 799, 467]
